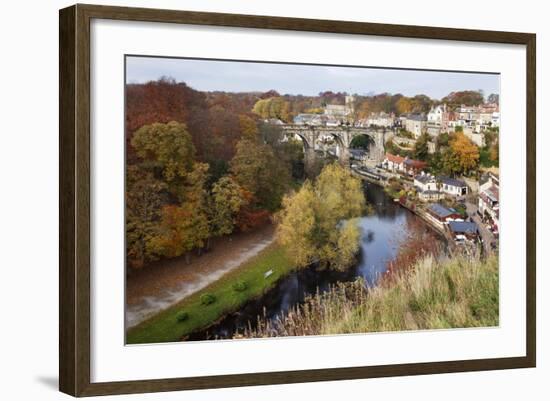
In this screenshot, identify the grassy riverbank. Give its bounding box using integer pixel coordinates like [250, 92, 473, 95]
[126, 242, 293, 344]
[243, 253, 498, 337]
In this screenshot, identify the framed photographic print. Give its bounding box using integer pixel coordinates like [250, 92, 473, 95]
[59, 3, 536, 397]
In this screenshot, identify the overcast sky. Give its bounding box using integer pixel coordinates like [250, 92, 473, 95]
[126, 56, 499, 100]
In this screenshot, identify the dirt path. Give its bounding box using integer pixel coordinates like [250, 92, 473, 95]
[126, 224, 276, 328]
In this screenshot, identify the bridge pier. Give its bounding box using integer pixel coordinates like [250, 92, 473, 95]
[338, 147, 350, 167]
[304, 147, 317, 178]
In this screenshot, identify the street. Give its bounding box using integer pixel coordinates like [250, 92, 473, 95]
[465, 200, 494, 252]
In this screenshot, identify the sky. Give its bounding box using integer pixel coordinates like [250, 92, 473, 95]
[126, 56, 500, 100]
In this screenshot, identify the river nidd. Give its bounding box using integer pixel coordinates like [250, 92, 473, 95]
[188, 182, 443, 341]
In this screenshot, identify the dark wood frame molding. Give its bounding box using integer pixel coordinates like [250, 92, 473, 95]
[59, 3, 536, 397]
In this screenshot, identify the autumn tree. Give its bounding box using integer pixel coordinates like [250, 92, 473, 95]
[131, 121, 195, 185]
[149, 163, 211, 262]
[126, 166, 167, 268]
[277, 164, 366, 271]
[275, 181, 318, 267]
[442, 90, 484, 107]
[204, 105, 242, 162]
[130, 121, 216, 262]
[396, 97, 413, 115]
[252, 97, 292, 122]
[355, 99, 371, 119]
[443, 132, 480, 175]
[238, 115, 260, 141]
[410, 94, 433, 113]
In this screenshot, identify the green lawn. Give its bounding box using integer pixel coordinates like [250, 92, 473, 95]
[126, 243, 293, 344]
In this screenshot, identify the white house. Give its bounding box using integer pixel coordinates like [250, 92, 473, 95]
[324, 95, 354, 118]
[465, 131, 485, 147]
[438, 176, 469, 197]
[294, 113, 323, 125]
[478, 173, 499, 234]
[427, 104, 448, 124]
[325, 104, 348, 117]
[414, 173, 443, 201]
[426, 104, 450, 137]
[382, 153, 406, 172]
[491, 112, 500, 127]
[366, 112, 394, 128]
[404, 114, 427, 138]
[414, 173, 438, 192]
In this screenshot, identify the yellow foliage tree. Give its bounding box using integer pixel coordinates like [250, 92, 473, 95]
[238, 115, 259, 141]
[276, 182, 318, 268]
[448, 132, 480, 175]
[277, 164, 366, 271]
[396, 97, 413, 115]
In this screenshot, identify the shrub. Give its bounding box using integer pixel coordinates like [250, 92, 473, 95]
[176, 311, 189, 322]
[232, 280, 248, 292]
[200, 293, 216, 305]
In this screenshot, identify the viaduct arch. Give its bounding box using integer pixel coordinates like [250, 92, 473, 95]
[280, 124, 389, 174]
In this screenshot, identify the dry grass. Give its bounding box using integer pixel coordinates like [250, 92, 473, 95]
[239, 252, 498, 338]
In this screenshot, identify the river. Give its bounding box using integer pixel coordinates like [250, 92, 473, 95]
[187, 183, 441, 341]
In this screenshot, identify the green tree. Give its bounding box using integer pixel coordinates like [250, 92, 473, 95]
[277, 164, 366, 271]
[385, 139, 396, 154]
[435, 132, 450, 151]
[413, 133, 430, 161]
[230, 139, 291, 211]
[487, 93, 500, 104]
[428, 152, 444, 175]
[276, 139, 305, 180]
[210, 176, 247, 237]
[259, 122, 284, 148]
[350, 135, 373, 150]
[489, 140, 499, 166]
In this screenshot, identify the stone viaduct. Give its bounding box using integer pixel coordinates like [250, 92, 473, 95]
[280, 124, 390, 173]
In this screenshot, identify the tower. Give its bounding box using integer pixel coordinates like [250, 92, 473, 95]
[345, 95, 355, 115]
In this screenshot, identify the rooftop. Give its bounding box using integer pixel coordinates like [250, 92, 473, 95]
[438, 176, 467, 187]
[482, 185, 499, 202]
[448, 221, 479, 234]
[406, 113, 427, 121]
[414, 174, 435, 184]
[405, 159, 427, 169]
[428, 203, 457, 219]
[385, 153, 405, 164]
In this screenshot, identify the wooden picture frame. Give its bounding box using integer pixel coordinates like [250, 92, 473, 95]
[59, 3, 536, 397]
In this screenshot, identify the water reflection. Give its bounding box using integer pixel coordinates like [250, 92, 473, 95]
[187, 183, 438, 341]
